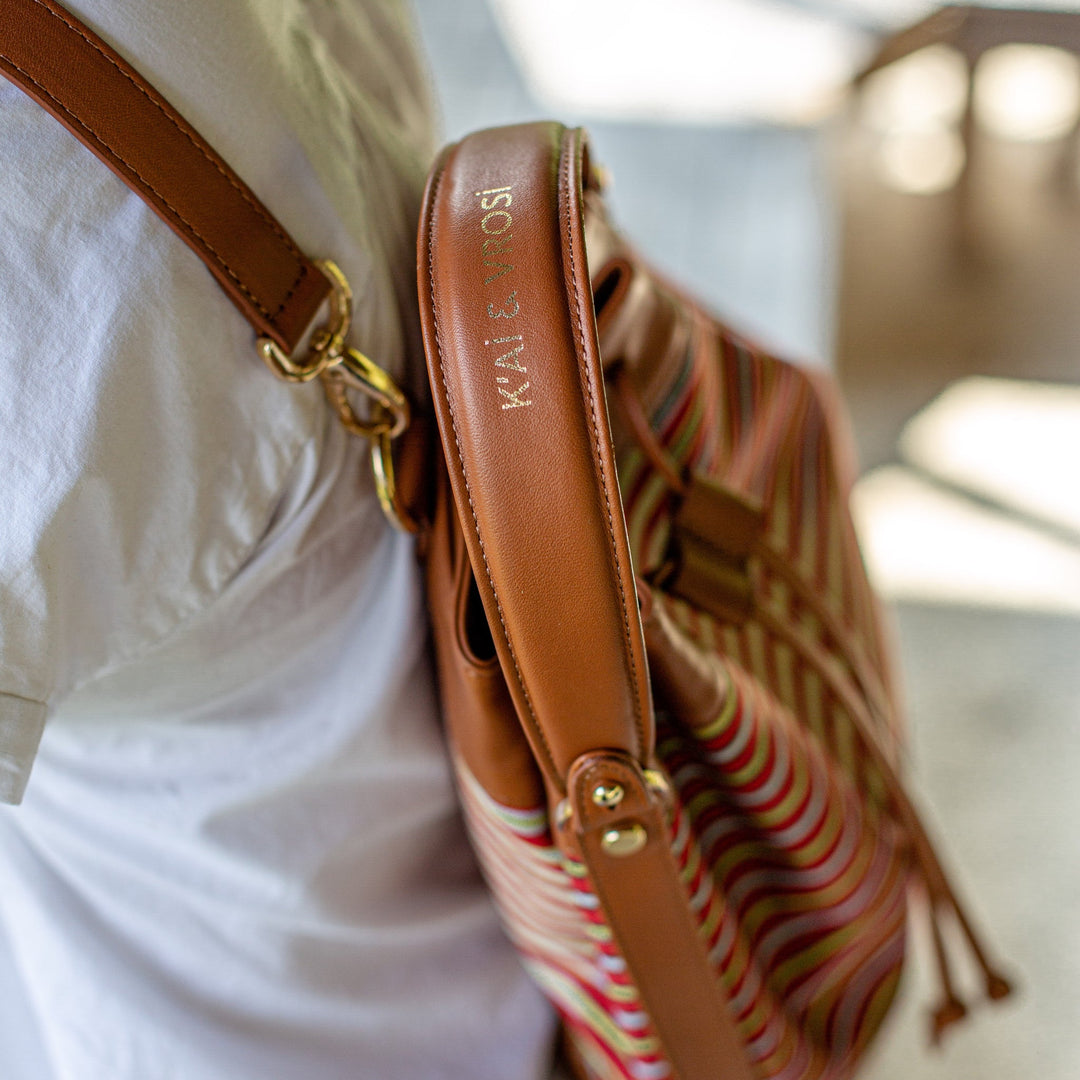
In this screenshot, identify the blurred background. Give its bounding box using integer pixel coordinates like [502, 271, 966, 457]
[409, 1, 1080, 1077]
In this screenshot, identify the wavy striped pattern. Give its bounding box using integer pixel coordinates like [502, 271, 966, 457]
[454, 280, 912, 1077]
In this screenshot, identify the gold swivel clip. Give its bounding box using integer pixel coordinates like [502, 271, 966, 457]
[256, 260, 417, 532]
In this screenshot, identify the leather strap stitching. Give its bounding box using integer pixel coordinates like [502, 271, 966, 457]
[4, 0, 309, 328]
[559, 133, 647, 761]
[424, 158, 561, 786]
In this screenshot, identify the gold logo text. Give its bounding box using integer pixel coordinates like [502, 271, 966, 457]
[476, 186, 532, 410]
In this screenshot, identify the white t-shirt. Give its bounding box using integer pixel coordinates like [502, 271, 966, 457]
[0, 2, 556, 1076]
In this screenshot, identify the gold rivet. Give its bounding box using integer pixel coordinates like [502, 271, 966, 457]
[600, 823, 647, 857]
[592, 782, 625, 809]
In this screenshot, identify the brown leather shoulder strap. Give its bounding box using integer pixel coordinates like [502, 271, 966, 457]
[0, 0, 330, 353]
[419, 120, 756, 1080]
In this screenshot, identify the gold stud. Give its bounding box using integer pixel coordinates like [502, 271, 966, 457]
[591, 782, 625, 809]
[600, 823, 647, 857]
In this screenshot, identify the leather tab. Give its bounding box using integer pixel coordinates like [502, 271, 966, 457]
[666, 474, 765, 624]
[0, 0, 331, 352]
[565, 752, 757, 1080]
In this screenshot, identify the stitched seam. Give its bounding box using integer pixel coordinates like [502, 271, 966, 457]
[425, 155, 560, 785]
[560, 134, 647, 760]
[4, 1, 309, 327]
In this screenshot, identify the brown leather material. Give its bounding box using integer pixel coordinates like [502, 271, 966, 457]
[564, 751, 757, 1080]
[665, 473, 765, 624]
[425, 465, 545, 811]
[0, 0, 331, 352]
[676, 473, 764, 561]
[391, 417, 437, 547]
[419, 122, 654, 790]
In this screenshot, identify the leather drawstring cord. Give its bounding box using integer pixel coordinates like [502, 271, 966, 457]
[612, 367, 1014, 1045]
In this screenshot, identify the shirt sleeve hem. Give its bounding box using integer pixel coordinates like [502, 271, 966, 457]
[0, 693, 47, 805]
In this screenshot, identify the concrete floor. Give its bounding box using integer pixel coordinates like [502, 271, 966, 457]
[410, 3, 1079, 1076]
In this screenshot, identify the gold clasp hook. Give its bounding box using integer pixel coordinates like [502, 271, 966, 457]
[321, 347, 410, 441]
[256, 260, 352, 384]
[256, 259, 417, 532]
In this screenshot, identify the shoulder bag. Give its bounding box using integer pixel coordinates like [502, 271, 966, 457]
[0, 6, 1011, 1079]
